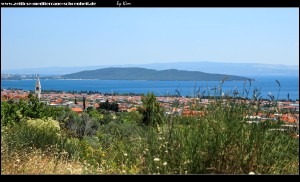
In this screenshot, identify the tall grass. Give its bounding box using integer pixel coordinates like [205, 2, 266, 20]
[134, 101, 298, 174]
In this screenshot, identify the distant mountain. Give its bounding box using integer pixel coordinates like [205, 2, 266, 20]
[134, 62, 299, 77]
[61, 67, 249, 81]
[2, 61, 298, 77]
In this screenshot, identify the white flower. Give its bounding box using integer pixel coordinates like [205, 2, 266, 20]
[249, 172, 255, 175]
[163, 162, 167, 166]
[154, 158, 160, 162]
[124, 153, 128, 157]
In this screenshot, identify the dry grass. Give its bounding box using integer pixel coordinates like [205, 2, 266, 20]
[1, 140, 140, 175]
[1, 142, 85, 174]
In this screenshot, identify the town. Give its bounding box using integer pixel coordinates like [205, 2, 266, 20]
[2, 76, 299, 141]
[1, 85, 299, 123]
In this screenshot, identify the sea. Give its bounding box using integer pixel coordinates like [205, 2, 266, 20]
[1, 76, 299, 100]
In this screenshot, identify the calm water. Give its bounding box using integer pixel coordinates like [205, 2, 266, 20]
[1, 76, 299, 100]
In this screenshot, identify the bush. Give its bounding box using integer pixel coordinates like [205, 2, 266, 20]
[2, 117, 81, 160]
[62, 112, 100, 139]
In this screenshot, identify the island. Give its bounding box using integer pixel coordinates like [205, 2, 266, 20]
[61, 67, 250, 81]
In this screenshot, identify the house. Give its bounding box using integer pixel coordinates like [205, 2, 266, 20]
[71, 107, 83, 114]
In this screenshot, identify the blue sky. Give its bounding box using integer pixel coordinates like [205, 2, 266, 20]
[1, 8, 299, 70]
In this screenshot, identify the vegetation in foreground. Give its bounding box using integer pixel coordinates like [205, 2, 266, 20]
[1, 87, 299, 174]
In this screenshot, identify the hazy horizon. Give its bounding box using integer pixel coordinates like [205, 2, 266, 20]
[2, 61, 298, 78]
[1, 60, 299, 71]
[1, 8, 299, 70]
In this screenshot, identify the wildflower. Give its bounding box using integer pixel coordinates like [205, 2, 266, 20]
[163, 162, 167, 166]
[154, 158, 160, 162]
[249, 172, 255, 175]
[124, 153, 128, 157]
[16, 159, 20, 163]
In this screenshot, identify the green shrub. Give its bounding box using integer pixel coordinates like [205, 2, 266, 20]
[2, 117, 81, 160]
[138, 92, 164, 126]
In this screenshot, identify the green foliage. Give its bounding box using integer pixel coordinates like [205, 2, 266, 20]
[4, 118, 60, 150]
[1, 101, 22, 126]
[134, 111, 298, 174]
[98, 100, 119, 112]
[117, 111, 142, 124]
[97, 121, 140, 149]
[2, 118, 82, 160]
[138, 92, 164, 126]
[87, 108, 104, 122]
[63, 112, 100, 139]
[1, 96, 70, 127]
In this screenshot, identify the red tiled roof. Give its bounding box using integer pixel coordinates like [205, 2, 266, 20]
[71, 108, 83, 113]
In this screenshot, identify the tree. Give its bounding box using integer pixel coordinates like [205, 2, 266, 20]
[1, 100, 22, 126]
[98, 100, 119, 112]
[138, 92, 163, 126]
[83, 96, 86, 110]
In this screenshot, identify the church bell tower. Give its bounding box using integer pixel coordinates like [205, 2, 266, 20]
[35, 75, 41, 100]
